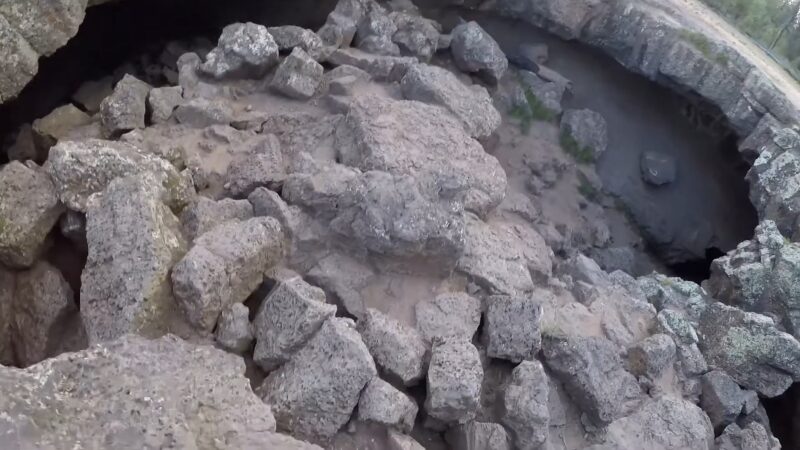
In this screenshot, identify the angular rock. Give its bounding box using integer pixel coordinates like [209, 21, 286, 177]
[425, 340, 483, 423]
[328, 47, 416, 81]
[640, 150, 677, 186]
[716, 422, 780, 450]
[259, 318, 377, 445]
[483, 294, 543, 363]
[99, 74, 152, 136]
[270, 47, 324, 100]
[81, 174, 186, 343]
[501, 360, 550, 450]
[215, 302, 254, 354]
[355, 10, 400, 56]
[201, 22, 279, 79]
[542, 335, 643, 425]
[253, 276, 336, 371]
[31, 104, 92, 151]
[698, 301, 800, 397]
[357, 377, 418, 432]
[0, 161, 63, 268]
[174, 97, 235, 127]
[390, 12, 441, 61]
[268, 25, 325, 60]
[700, 369, 749, 431]
[415, 292, 482, 344]
[450, 21, 507, 84]
[400, 63, 501, 139]
[282, 163, 359, 220]
[519, 70, 566, 116]
[225, 134, 286, 196]
[45, 139, 192, 212]
[626, 333, 677, 379]
[745, 133, 800, 235]
[147, 85, 183, 124]
[0, 334, 319, 449]
[306, 252, 375, 318]
[180, 196, 253, 241]
[560, 108, 608, 160]
[358, 308, 428, 385]
[446, 422, 512, 450]
[172, 217, 285, 331]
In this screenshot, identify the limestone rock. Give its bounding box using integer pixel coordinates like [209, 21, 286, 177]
[215, 302, 254, 354]
[560, 108, 608, 160]
[171, 217, 285, 331]
[259, 318, 377, 445]
[358, 308, 428, 385]
[31, 104, 92, 151]
[253, 276, 336, 371]
[400, 63, 501, 139]
[698, 301, 800, 397]
[542, 335, 643, 426]
[446, 422, 512, 450]
[425, 340, 483, 423]
[268, 25, 325, 60]
[81, 174, 186, 343]
[0, 161, 63, 268]
[180, 196, 254, 241]
[271, 47, 324, 99]
[357, 377, 418, 432]
[100, 74, 152, 136]
[501, 361, 550, 450]
[625, 333, 677, 379]
[201, 22, 279, 79]
[450, 21, 507, 84]
[147, 85, 183, 124]
[415, 292, 482, 344]
[45, 139, 192, 212]
[0, 334, 319, 449]
[483, 294, 543, 363]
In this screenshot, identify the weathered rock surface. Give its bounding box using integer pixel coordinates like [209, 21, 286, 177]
[268, 25, 325, 60]
[259, 317, 377, 445]
[716, 422, 781, 450]
[358, 308, 428, 385]
[174, 97, 235, 127]
[201, 22, 279, 79]
[81, 174, 186, 343]
[0, 161, 63, 268]
[171, 217, 284, 331]
[100, 74, 152, 136]
[625, 333, 677, 379]
[746, 130, 800, 235]
[253, 276, 336, 371]
[501, 360, 550, 450]
[180, 196, 253, 241]
[147, 85, 183, 124]
[450, 21, 507, 84]
[305, 252, 375, 318]
[391, 11, 441, 61]
[700, 369, 750, 431]
[400, 63, 501, 139]
[483, 294, 542, 363]
[357, 377, 418, 432]
[519, 69, 566, 115]
[560, 108, 608, 160]
[425, 340, 483, 423]
[32, 104, 93, 151]
[0, 334, 318, 449]
[327, 48, 416, 81]
[415, 292, 482, 344]
[270, 47, 324, 99]
[640, 150, 678, 186]
[215, 302, 254, 354]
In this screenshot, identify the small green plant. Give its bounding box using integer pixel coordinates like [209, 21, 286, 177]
[509, 105, 533, 134]
[680, 29, 728, 65]
[576, 171, 599, 202]
[507, 86, 556, 134]
[559, 128, 594, 164]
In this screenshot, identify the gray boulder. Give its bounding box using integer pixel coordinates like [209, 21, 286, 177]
[225, 134, 286, 196]
[215, 302, 254, 354]
[400, 63, 501, 139]
[282, 163, 359, 221]
[357, 377, 418, 432]
[174, 97, 235, 127]
[745, 131, 800, 235]
[327, 48, 416, 81]
[268, 25, 325, 60]
[0, 161, 63, 268]
[425, 340, 483, 423]
[306, 252, 375, 318]
[697, 302, 800, 397]
[171, 217, 285, 331]
[483, 294, 543, 363]
[625, 333, 677, 379]
[390, 12, 440, 61]
[542, 335, 643, 426]
[560, 109, 608, 161]
[201, 22, 279, 79]
[640, 150, 677, 186]
[271, 47, 324, 99]
[253, 276, 336, 371]
[450, 21, 508, 84]
[80, 174, 187, 343]
[259, 317, 377, 445]
[45, 139, 192, 212]
[31, 103, 92, 151]
[355, 10, 400, 56]
[519, 70, 566, 116]
[99, 74, 152, 136]
[415, 292, 482, 344]
[147, 85, 183, 124]
[700, 370, 750, 431]
[0, 334, 318, 449]
[180, 196, 253, 241]
[716, 422, 781, 450]
[358, 308, 428, 385]
[501, 361, 550, 450]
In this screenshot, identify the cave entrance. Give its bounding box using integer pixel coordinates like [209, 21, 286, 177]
[763, 383, 800, 448]
[666, 247, 724, 283]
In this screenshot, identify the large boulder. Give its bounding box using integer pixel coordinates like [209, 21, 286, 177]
[450, 21, 508, 84]
[501, 361, 550, 450]
[700, 370, 752, 432]
[268, 25, 325, 60]
[746, 136, 800, 236]
[357, 377, 419, 432]
[200, 22, 279, 79]
[425, 340, 483, 424]
[252, 276, 336, 371]
[697, 302, 800, 397]
[0, 161, 63, 268]
[560, 108, 608, 161]
[259, 318, 377, 445]
[716, 422, 781, 450]
[81, 174, 187, 343]
[400, 63, 501, 139]
[358, 308, 428, 386]
[45, 139, 192, 212]
[99, 74, 152, 136]
[171, 217, 285, 331]
[0, 334, 318, 449]
[390, 12, 441, 61]
[270, 47, 324, 100]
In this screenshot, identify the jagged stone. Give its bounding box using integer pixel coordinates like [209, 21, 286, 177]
[415, 292, 482, 344]
[174, 97, 235, 127]
[390, 12, 440, 61]
[400, 63, 500, 139]
[357, 377, 418, 432]
[215, 302, 254, 354]
[446, 422, 511, 450]
[700, 370, 749, 431]
[100, 74, 152, 136]
[0, 161, 63, 268]
[259, 318, 377, 445]
[425, 340, 483, 423]
[387, 430, 426, 450]
[268, 25, 325, 60]
[355, 10, 400, 56]
[450, 21, 507, 84]
[171, 217, 285, 331]
[625, 333, 677, 379]
[253, 276, 336, 371]
[519, 70, 566, 116]
[328, 47, 416, 81]
[483, 294, 542, 363]
[358, 308, 428, 385]
[225, 134, 286, 196]
[306, 252, 375, 318]
[200, 22, 279, 79]
[147, 85, 183, 124]
[716, 422, 781, 450]
[180, 196, 253, 241]
[501, 361, 550, 450]
[560, 108, 608, 161]
[270, 47, 324, 99]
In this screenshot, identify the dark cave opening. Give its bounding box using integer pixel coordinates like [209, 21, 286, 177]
[666, 247, 725, 283]
[763, 383, 800, 449]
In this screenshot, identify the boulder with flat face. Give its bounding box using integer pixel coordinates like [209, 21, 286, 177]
[357, 377, 418, 432]
[200, 22, 279, 79]
[560, 108, 608, 161]
[450, 21, 508, 84]
[483, 295, 543, 363]
[415, 292, 482, 344]
[425, 340, 483, 423]
[100, 74, 152, 136]
[268, 25, 325, 60]
[358, 308, 428, 385]
[271, 47, 324, 99]
[215, 303, 254, 354]
[501, 361, 550, 450]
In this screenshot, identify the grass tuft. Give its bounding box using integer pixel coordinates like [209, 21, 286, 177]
[576, 171, 599, 202]
[508, 86, 556, 134]
[559, 127, 594, 164]
[680, 29, 728, 65]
